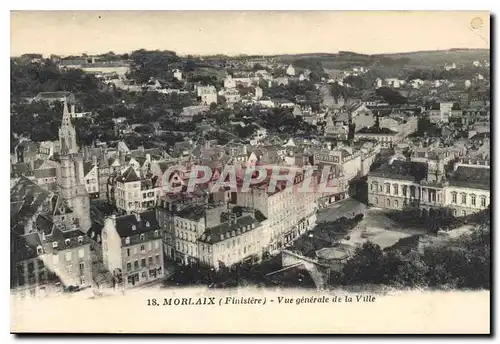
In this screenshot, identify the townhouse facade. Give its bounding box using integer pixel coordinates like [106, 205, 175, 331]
[101, 211, 164, 289]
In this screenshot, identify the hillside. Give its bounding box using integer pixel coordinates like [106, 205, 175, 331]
[274, 48, 490, 69]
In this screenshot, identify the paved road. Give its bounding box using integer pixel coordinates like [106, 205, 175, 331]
[316, 198, 367, 224]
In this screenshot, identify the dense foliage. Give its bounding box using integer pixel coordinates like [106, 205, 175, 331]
[338, 226, 490, 289]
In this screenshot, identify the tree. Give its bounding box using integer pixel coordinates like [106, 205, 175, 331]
[341, 242, 385, 285]
[128, 49, 181, 83]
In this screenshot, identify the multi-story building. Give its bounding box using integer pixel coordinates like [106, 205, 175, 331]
[197, 85, 218, 105]
[114, 166, 161, 215]
[356, 127, 400, 148]
[234, 167, 317, 253]
[198, 212, 265, 269]
[367, 156, 490, 217]
[10, 177, 94, 299]
[444, 164, 490, 217]
[83, 157, 99, 198]
[101, 211, 164, 289]
[11, 227, 92, 299]
[156, 201, 268, 270]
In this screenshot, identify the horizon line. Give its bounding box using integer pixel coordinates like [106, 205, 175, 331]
[11, 47, 491, 59]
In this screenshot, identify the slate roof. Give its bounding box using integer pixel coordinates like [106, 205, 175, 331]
[370, 160, 428, 182]
[83, 162, 96, 176]
[11, 232, 42, 263]
[449, 166, 490, 190]
[116, 166, 140, 183]
[114, 210, 159, 238]
[175, 204, 206, 221]
[198, 215, 260, 244]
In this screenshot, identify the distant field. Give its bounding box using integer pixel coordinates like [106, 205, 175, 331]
[273, 49, 490, 70]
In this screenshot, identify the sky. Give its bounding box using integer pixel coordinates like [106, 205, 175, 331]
[11, 11, 490, 57]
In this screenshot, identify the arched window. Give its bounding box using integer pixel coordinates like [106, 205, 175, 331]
[385, 183, 391, 194]
[394, 200, 399, 208]
[386, 199, 391, 207]
[461, 193, 467, 205]
[461, 210, 467, 216]
[371, 182, 378, 192]
[374, 197, 379, 205]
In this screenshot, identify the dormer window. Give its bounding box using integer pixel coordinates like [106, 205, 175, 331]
[145, 221, 150, 228]
[77, 236, 83, 244]
[132, 225, 136, 231]
[154, 230, 159, 237]
[52, 242, 58, 249]
[36, 246, 43, 255]
[65, 239, 70, 246]
[140, 234, 145, 241]
[125, 237, 130, 245]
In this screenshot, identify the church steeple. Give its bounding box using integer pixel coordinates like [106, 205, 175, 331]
[59, 99, 79, 154]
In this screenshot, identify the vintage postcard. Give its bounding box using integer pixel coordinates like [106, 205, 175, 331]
[10, 11, 490, 334]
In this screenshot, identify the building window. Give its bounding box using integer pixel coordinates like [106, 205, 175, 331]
[371, 182, 377, 191]
[393, 184, 398, 196]
[141, 258, 146, 267]
[134, 260, 139, 270]
[125, 237, 130, 245]
[140, 234, 145, 241]
[127, 248, 131, 257]
[78, 248, 85, 259]
[394, 200, 399, 208]
[140, 244, 145, 252]
[386, 199, 391, 207]
[462, 210, 467, 216]
[77, 236, 83, 244]
[481, 196, 486, 207]
[471, 194, 476, 206]
[148, 257, 153, 266]
[36, 246, 43, 255]
[402, 186, 407, 197]
[145, 221, 150, 228]
[461, 193, 467, 205]
[154, 241, 160, 249]
[154, 230, 159, 237]
[374, 197, 378, 205]
[126, 262, 132, 272]
[451, 192, 457, 204]
[148, 242, 152, 251]
[385, 183, 390, 194]
[65, 252, 72, 262]
[52, 242, 58, 249]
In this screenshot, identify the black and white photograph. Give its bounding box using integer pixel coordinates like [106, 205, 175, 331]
[9, 10, 491, 334]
